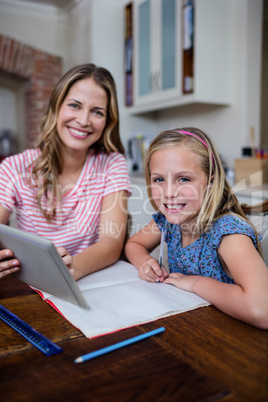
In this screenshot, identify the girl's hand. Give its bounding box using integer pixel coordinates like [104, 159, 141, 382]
[56, 247, 79, 280]
[164, 272, 198, 292]
[138, 256, 169, 283]
[0, 249, 20, 279]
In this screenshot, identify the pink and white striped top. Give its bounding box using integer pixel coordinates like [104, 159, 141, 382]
[0, 148, 131, 255]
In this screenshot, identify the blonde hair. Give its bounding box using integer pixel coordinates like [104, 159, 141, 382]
[145, 127, 262, 254]
[31, 63, 124, 221]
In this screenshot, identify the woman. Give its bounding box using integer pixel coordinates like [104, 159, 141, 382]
[0, 64, 131, 280]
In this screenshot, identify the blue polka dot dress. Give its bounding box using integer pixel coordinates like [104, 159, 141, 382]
[153, 213, 260, 284]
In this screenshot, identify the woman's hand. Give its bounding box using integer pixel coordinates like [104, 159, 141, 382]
[138, 256, 169, 283]
[56, 247, 79, 280]
[0, 249, 20, 279]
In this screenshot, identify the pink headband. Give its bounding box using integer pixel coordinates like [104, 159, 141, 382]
[177, 130, 214, 166]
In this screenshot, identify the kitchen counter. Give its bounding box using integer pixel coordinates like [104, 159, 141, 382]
[130, 175, 268, 204]
[232, 182, 268, 204]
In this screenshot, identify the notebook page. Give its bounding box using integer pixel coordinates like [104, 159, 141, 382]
[37, 261, 210, 338]
[76, 261, 139, 290]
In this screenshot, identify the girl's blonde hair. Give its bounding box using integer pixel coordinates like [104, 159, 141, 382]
[31, 63, 124, 221]
[145, 127, 262, 254]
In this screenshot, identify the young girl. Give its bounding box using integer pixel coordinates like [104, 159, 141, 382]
[0, 64, 131, 280]
[125, 128, 268, 329]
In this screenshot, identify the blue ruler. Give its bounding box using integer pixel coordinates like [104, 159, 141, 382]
[0, 304, 62, 356]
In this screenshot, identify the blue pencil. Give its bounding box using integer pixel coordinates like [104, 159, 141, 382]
[74, 327, 165, 363]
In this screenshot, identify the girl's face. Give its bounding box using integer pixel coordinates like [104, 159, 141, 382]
[150, 145, 208, 231]
[57, 77, 108, 157]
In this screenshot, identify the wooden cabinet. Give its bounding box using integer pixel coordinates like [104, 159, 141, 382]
[125, 0, 233, 113]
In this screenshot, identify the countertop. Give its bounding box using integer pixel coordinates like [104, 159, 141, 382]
[130, 175, 268, 200]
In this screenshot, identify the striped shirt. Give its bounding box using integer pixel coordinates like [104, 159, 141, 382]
[0, 148, 131, 255]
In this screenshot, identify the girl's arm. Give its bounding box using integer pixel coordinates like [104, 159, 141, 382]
[125, 220, 168, 282]
[0, 204, 20, 278]
[65, 190, 129, 280]
[164, 234, 268, 329]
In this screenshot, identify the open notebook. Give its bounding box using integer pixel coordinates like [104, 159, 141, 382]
[33, 260, 210, 338]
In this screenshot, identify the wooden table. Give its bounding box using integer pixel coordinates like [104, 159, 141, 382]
[0, 275, 267, 402]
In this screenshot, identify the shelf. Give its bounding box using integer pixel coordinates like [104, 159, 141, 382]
[124, 0, 233, 114]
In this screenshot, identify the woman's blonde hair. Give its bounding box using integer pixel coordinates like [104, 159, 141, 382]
[31, 63, 124, 221]
[145, 127, 262, 254]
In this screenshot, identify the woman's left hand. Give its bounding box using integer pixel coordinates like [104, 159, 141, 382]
[57, 247, 78, 280]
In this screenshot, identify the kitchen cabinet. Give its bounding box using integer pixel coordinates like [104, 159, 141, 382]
[127, 0, 233, 114]
[133, 0, 180, 107]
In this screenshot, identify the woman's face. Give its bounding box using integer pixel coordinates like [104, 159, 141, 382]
[57, 77, 108, 156]
[150, 145, 208, 231]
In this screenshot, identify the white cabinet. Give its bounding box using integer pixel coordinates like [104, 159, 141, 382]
[129, 0, 233, 114]
[133, 0, 181, 108]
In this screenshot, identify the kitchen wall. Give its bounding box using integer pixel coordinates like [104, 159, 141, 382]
[0, 0, 265, 170]
[156, 0, 263, 168]
[0, 0, 69, 68]
[261, 0, 268, 151]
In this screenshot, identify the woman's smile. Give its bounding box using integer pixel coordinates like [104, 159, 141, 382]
[68, 127, 92, 139]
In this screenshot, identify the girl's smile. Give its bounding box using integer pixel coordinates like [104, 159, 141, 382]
[150, 145, 208, 229]
[164, 203, 186, 212]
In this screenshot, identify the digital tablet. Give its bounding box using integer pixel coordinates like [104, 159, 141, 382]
[0, 224, 90, 309]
